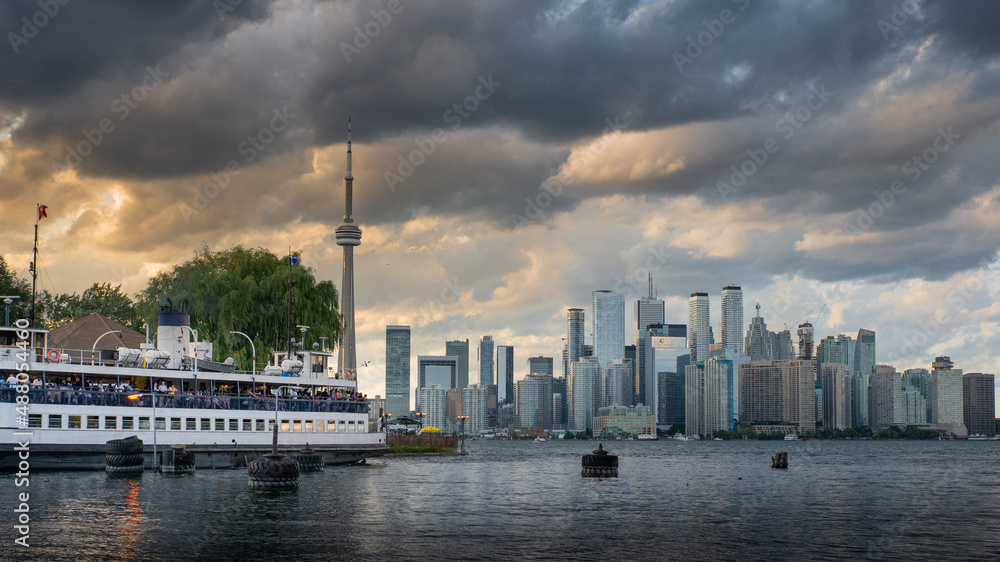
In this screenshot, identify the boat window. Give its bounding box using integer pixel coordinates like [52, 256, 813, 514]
[243, 419, 252, 431]
[255, 419, 265, 432]
[214, 419, 224, 431]
[122, 417, 134, 430]
[139, 417, 150, 430]
[105, 416, 117, 430]
[186, 418, 196, 431]
[348, 421, 355, 432]
[229, 419, 239, 431]
[68, 415, 82, 429]
[338, 420, 346, 432]
[268, 420, 276, 432]
[155, 417, 166, 430]
[305, 421, 313, 432]
[281, 420, 290, 432]
[293, 421, 302, 432]
[48, 415, 62, 429]
[358, 422, 366, 433]
[87, 416, 100, 429]
[171, 418, 181, 431]
[201, 418, 210, 431]
[28, 414, 42, 428]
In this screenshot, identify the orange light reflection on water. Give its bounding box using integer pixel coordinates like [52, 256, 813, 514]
[116, 478, 143, 562]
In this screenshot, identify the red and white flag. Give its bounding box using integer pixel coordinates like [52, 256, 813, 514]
[37, 204, 48, 222]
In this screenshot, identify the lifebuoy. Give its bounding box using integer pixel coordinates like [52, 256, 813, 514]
[47, 349, 61, 362]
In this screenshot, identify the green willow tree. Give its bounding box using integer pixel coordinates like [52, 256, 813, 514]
[135, 246, 342, 370]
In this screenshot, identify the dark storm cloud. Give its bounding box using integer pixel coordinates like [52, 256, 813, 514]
[4, 0, 1000, 261]
[0, 0, 272, 102]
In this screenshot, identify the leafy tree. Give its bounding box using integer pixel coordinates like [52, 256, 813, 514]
[135, 246, 341, 369]
[564, 431, 575, 440]
[45, 283, 142, 329]
[0, 256, 31, 324]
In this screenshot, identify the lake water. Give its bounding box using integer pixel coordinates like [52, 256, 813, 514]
[2, 439, 999, 560]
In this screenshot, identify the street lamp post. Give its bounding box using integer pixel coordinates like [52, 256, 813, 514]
[415, 412, 425, 432]
[180, 326, 198, 372]
[91, 330, 123, 365]
[1, 296, 20, 326]
[127, 392, 157, 471]
[229, 331, 256, 376]
[457, 415, 469, 454]
[272, 385, 303, 437]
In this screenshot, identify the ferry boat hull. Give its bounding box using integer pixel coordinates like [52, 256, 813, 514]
[2, 324, 388, 471]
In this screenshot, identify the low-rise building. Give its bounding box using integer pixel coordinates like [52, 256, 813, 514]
[593, 405, 655, 438]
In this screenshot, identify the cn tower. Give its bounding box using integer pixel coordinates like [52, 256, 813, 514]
[336, 118, 362, 377]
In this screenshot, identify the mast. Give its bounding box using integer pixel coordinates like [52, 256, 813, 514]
[30, 222, 38, 328]
[287, 246, 293, 357]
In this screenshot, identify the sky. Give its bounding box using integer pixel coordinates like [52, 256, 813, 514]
[2, 0, 999, 411]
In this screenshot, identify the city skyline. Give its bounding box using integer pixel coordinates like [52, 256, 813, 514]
[2, 1, 999, 411]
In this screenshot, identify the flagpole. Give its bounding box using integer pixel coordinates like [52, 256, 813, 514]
[286, 247, 292, 358]
[30, 205, 39, 328]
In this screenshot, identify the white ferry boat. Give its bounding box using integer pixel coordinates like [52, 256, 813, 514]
[0, 307, 387, 470]
[636, 433, 658, 440]
[784, 433, 799, 441]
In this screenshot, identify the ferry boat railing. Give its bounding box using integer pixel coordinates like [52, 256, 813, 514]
[6, 345, 360, 382]
[0, 388, 370, 414]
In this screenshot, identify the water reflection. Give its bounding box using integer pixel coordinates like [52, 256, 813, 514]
[117, 478, 143, 562]
[2, 441, 998, 560]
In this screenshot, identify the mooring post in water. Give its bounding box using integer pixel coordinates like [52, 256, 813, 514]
[581, 443, 619, 477]
[771, 451, 788, 469]
[248, 423, 300, 489]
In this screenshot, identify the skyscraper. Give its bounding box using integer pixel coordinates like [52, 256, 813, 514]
[336, 118, 362, 378]
[745, 304, 771, 360]
[930, 356, 966, 436]
[479, 335, 495, 386]
[772, 330, 794, 360]
[385, 325, 410, 420]
[739, 361, 784, 426]
[568, 357, 600, 431]
[566, 308, 585, 377]
[737, 360, 816, 434]
[720, 285, 743, 356]
[528, 356, 554, 377]
[963, 373, 995, 437]
[445, 339, 470, 389]
[903, 368, 932, 423]
[637, 323, 686, 420]
[852, 329, 876, 427]
[593, 290, 625, 369]
[688, 291, 710, 362]
[496, 345, 514, 406]
[552, 376, 568, 428]
[418, 384, 449, 433]
[796, 323, 814, 361]
[821, 363, 852, 431]
[461, 385, 489, 434]
[816, 335, 855, 379]
[515, 374, 553, 431]
[602, 360, 633, 407]
[685, 360, 729, 438]
[416, 355, 457, 410]
[659, 371, 685, 426]
[635, 274, 665, 330]
[868, 364, 902, 432]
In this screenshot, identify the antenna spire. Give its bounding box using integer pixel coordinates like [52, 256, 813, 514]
[346, 117, 353, 180]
